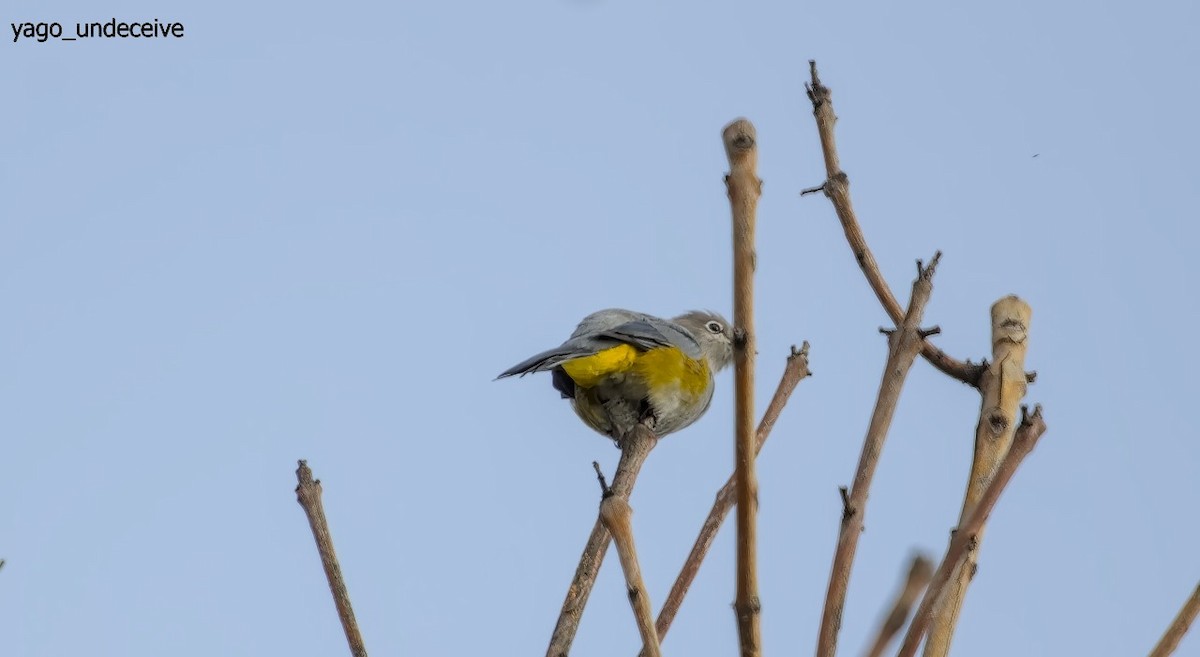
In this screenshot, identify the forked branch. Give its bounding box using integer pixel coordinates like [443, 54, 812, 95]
[804, 60, 984, 387]
[896, 406, 1048, 657]
[923, 296, 1032, 657]
[594, 463, 662, 657]
[546, 424, 658, 657]
[815, 254, 941, 657]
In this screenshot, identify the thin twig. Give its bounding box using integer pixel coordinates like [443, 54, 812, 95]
[896, 406, 1048, 657]
[923, 296, 1032, 657]
[649, 344, 811, 649]
[724, 117, 763, 657]
[861, 555, 934, 657]
[593, 461, 611, 496]
[803, 60, 983, 387]
[546, 424, 658, 657]
[295, 460, 368, 657]
[1148, 582, 1200, 657]
[815, 254, 941, 657]
[595, 464, 662, 657]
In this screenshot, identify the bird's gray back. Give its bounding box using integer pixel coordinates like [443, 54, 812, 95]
[570, 309, 703, 360]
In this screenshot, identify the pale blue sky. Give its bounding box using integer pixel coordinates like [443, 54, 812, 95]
[3, 1, 1198, 656]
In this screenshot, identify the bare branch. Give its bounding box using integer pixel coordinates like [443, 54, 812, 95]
[724, 117, 763, 657]
[804, 60, 984, 387]
[1148, 582, 1200, 657]
[862, 555, 934, 657]
[546, 424, 658, 657]
[815, 255, 939, 657]
[595, 465, 662, 657]
[896, 406, 1048, 657]
[294, 460, 369, 657]
[924, 296, 1032, 657]
[649, 343, 811, 650]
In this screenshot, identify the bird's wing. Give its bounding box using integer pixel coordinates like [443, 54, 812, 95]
[495, 338, 610, 379]
[497, 309, 640, 379]
[568, 308, 647, 339]
[596, 318, 703, 359]
[496, 314, 701, 379]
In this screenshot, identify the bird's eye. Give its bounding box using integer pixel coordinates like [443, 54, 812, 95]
[705, 320, 723, 334]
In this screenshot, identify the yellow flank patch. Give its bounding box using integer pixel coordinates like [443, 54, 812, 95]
[561, 344, 639, 387]
[632, 347, 710, 397]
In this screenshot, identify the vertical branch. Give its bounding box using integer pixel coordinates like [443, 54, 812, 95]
[294, 460, 369, 657]
[803, 60, 983, 387]
[861, 555, 934, 657]
[650, 344, 811, 650]
[1148, 583, 1200, 657]
[546, 424, 658, 657]
[723, 117, 763, 657]
[923, 296, 1032, 657]
[897, 406, 1047, 657]
[595, 464, 663, 657]
[815, 255, 940, 657]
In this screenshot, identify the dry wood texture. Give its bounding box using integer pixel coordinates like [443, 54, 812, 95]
[649, 344, 811, 651]
[861, 555, 933, 657]
[803, 60, 983, 387]
[922, 296, 1032, 657]
[1148, 583, 1200, 657]
[897, 407, 1048, 657]
[294, 460, 369, 657]
[723, 117, 763, 657]
[815, 255, 940, 657]
[596, 482, 662, 657]
[546, 424, 658, 657]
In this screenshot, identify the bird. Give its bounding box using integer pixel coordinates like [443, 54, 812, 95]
[497, 309, 735, 443]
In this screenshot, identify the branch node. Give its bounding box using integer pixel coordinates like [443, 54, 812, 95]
[734, 326, 750, 349]
[986, 412, 1009, 435]
[838, 486, 854, 520]
[919, 326, 942, 339]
